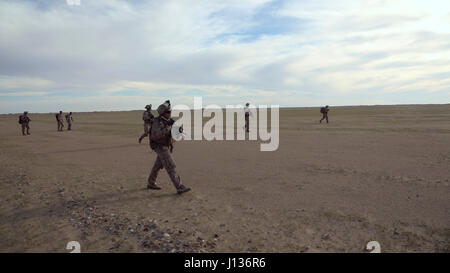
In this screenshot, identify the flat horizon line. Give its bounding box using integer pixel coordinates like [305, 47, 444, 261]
[1, 103, 449, 115]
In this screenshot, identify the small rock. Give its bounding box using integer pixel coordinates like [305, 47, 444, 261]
[300, 245, 310, 253]
[163, 233, 170, 239]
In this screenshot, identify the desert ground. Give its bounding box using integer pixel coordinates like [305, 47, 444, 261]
[0, 105, 449, 253]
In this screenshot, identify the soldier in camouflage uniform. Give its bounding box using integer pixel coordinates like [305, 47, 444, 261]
[147, 100, 191, 195]
[138, 104, 154, 144]
[320, 105, 330, 124]
[56, 111, 64, 131]
[244, 102, 251, 133]
[65, 112, 74, 131]
[18, 111, 31, 136]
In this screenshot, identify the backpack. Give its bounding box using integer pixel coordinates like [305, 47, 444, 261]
[55, 113, 59, 121]
[18, 116, 23, 124]
[320, 107, 325, 113]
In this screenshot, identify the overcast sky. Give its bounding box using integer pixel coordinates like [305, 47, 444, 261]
[0, 0, 449, 113]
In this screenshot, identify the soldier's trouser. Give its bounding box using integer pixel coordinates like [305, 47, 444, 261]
[21, 123, 30, 135]
[320, 114, 328, 123]
[148, 145, 182, 189]
[57, 121, 64, 131]
[140, 122, 151, 139]
[245, 115, 249, 132]
[67, 122, 72, 130]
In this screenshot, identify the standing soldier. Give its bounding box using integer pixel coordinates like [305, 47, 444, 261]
[18, 111, 31, 136]
[147, 100, 191, 195]
[65, 112, 74, 131]
[244, 102, 251, 132]
[138, 104, 154, 144]
[320, 105, 330, 123]
[56, 111, 64, 131]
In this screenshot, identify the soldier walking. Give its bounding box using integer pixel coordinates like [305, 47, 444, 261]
[56, 111, 64, 131]
[65, 112, 74, 131]
[18, 111, 31, 136]
[147, 100, 191, 195]
[320, 105, 330, 124]
[138, 104, 154, 144]
[244, 102, 251, 132]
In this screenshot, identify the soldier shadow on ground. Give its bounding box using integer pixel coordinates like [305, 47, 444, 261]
[1, 187, 182, 224]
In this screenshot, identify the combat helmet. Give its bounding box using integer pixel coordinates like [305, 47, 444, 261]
[145, 104, 152, 109]
[157, 100, 171, 115]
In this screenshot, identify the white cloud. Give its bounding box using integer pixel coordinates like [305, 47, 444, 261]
[0, 0, 449, 113]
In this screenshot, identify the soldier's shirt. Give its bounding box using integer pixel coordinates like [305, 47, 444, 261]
[19, 115, 30, 123]
[143, 111, 154, 123]
[150, 117, 172, 146]
[244, 106, 252, 117]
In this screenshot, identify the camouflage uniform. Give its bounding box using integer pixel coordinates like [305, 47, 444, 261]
[139, 106, 154, 144]
[147, 100, 190, 194]
[244, 103, 250, 132]
[56, 112, 64, 131]
[320, 106, 329, 124]
[19, 113, 30, 136]
[148, 116, 181, 189]
[65, 113, 74, 131]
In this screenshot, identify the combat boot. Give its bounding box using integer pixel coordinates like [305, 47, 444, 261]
[147, 184, 162, 190]
[177, 185, 191, 195]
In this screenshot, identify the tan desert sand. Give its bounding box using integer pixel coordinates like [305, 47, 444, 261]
[0, 104, 449, 252]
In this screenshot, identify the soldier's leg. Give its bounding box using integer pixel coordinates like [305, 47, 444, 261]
[245, 116, 249, 132]
[26, 124, 30, 135]
[21, 124, 26, 135]
[148, 155, 163, 186]
[156, 146, 182, 189]
[139, 123, 149, 143]
[325, 114, 329, 123]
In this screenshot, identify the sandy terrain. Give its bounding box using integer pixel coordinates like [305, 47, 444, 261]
[0, 105, 449, 253]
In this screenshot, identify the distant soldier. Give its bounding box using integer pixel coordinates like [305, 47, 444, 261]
[56, 111, 64, 131]
[147, 100, 191, 195]
[244, 102, 252, 132]
[18, 111, 31, 136]
[65, 112, 74, 131]
[320, 105, 330, 123]
[138, 104, 154, 144]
